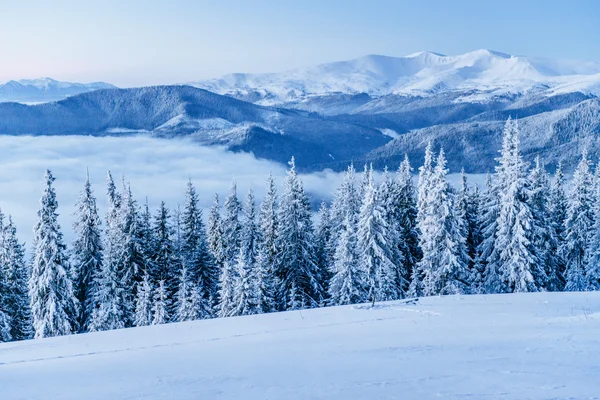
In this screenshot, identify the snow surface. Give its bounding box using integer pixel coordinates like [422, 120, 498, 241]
[1, 292, 599, 399]
[191, 50, 600, 104]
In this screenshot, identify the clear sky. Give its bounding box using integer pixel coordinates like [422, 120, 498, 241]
[0, 0, 598, 87]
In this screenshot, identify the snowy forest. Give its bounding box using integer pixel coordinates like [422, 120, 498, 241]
[1, 117, 599, 342]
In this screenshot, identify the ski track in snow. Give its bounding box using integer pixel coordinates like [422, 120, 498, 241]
[2, 292, 600, 400]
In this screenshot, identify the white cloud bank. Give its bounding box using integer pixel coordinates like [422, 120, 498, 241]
[0, 135, 347, 249]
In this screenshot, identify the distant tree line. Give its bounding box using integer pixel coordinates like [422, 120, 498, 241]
[1, 117, 599, 341]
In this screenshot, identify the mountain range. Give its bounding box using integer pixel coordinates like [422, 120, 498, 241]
[0, 78, 115, 103]
[1, 50, 600, 172]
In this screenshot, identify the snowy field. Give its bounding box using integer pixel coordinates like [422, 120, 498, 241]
[1, 292, 599, 400]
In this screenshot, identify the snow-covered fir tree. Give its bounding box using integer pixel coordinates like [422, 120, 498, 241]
[117, 182, 145, 326]
[29, 170, 78, 338]
[356, 165, 399, 302]
[133, 271, 153, 327]
[583, 163, 600, 290]
[181, 180, 214, 317]
[378, 168, 408, 296]
[254, 174, 277, 313]
[528, 157, 560, 291]
[173, 264, 202, 322]
[230, 247, 258, 316]
[395, 155, 421, 296]
[494, 120, 545, 292]
[208, 194, 225, 271]
[71, 172, 103, 331]
[151, 280, 168, 325]
[477, 174, 502, 293]
[418, 150, 471, 296]
[150, 202, 176, 299]
[410, 142, 435, 296]
[216, 258, 236, 317]
[222, 180, 242, 268]
[1, 215, 31, 340]
[562, 151, 595, 291]
[328, 213, 365, 305]
[274, 157, 323, 310]
[315, 202, 332, 295]
[548, 162, 567, 290]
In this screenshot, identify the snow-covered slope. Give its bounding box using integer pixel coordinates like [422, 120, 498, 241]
[1, 292, 599, 400]
[0, 77, 116, 103]
[191, 50, 600, 104]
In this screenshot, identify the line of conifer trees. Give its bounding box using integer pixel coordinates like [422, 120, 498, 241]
[1, 117, 599, 341]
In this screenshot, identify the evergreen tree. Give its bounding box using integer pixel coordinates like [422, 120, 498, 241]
[477, 174, 502, 293]
[208, 194, 225, 271]
[255, 174, 278, 313]
[181, 180, 215, 316]
[134, 272, 153, 327]
[150, 202, 176, 297]
[29, 170, 78, 338]
[1, 215, 31, 340]
[118, 182, 145, 325]
[329, 214, 366, 305]
[494, 120, 545, 292]
[584, 163, 600, 289]
[173, 264, 202, 322]
[563, 151, 595, 291]
[315, 202, 332, 296]
[356, 165, 399, 302]
[456, 170, 479, 273]
[216, 258, 236, 317]
[395, 155, 421, 296]
[222, 181, 242, 267]
[151, 280, 168, 325]
[418, 150, 471, 296]
[71, 172, 103, 331]
[230, 247, 258, 316]
[274, 157, 322, 310]
[410, 142, 435, 296]
[549, 163, 567, 290]
[528, 157, 559, 290]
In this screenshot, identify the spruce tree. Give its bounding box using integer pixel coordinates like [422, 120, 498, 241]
[395, 155, 421, 296]
[2, 216, 31, 340]
[118, 182, 145, 325]
[173, 264, 202, 322]
[549, 163, 567, 290]
[72, 172, 103, 331]
[151, 280, 168, 325]
[255, 174, 278, 313]
[477, 174, 502, 293]
[208, 194, 225, 272]
[329, 214, 366, 305]
[222, 181, 242, 267]
[563, 151, 594, 291]
[230, 247, 258, 316]
[418, 150, 471, 296]
[410, 142, 435, 296]
[528, 157, 559, 290]
[315, 202, 332, 296]
[494, 120, 545, 292]
[134, 272, 153, 327]
[181, 180, 215, 316]
[151, 202, 176, 297]
[584, 163, 600, 289]
[379, 168, 409, 295]
[274, 157, 322, 309]
[29, 170, 78, 338]
[356, 165, 399, 302]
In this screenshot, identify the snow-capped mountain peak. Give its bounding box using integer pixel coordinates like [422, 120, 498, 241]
[190, 49, 600, 104]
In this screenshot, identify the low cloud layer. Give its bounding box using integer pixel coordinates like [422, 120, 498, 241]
[0, 135, 347, 248]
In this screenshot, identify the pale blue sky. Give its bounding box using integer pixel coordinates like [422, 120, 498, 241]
[0, 0, 598, 86]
